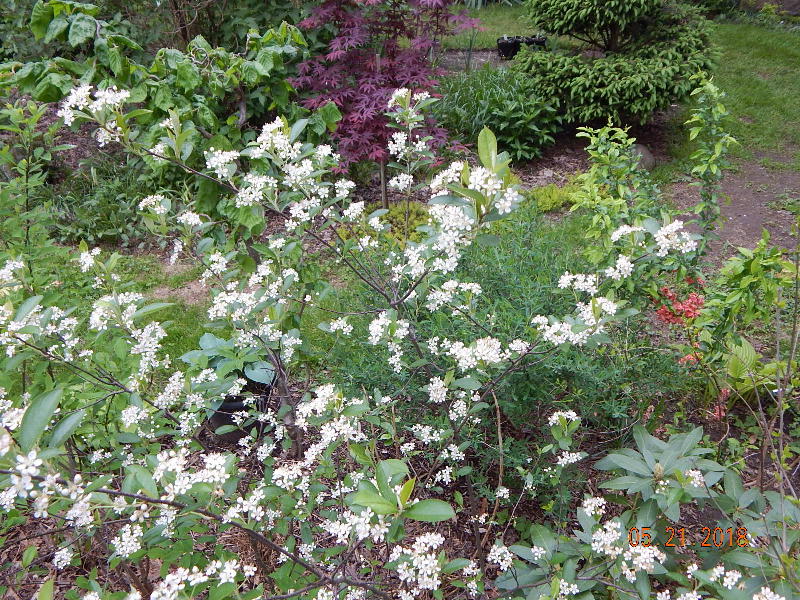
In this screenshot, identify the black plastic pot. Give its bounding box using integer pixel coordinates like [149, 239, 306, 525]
[497, 35, 547, 60]
[208, 380, 273, 442]
[523, 35, 547, 49]
[497, 36, 522, 60]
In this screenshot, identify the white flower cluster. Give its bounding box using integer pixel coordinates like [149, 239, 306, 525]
[604, 255, 634, 281]
[707, 563, 742, 589]
[548, 410, 580, 426]
[58, 84, 129, 128]
[389, 172, 415, 192]
[556, 451, 583, 467]
[149, 559, 254, 600]
[558, 272, 599, 295]
[487, 543, 514, 572]
[654, 221, 697, 257]
[580, 496, 606, 517]
[591, 519, 623, 557]
[251, 117, 302, 162]
[367, 312, 410, 372]
[684, 469, 705, 487]
[621, 545, 666, 582]
[430, 161, 463, 197]
[390, 533, 446, 596]
[754, 587, 785, 600]
[0, 259, 23, 295]
[610, 224, 645, 242]
[78, 247, 101, 272]
[425, 280, 482, 312]
[89, 292, 144, 331]
[139, 194, 168, 215]
[204, 147, 239, 179]
[235, 173, 277, 207]
[322, 508, 389, 544]
[328, 317, 353, 335]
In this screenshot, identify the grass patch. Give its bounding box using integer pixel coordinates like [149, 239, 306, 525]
[444, 4, 530, 49]
[713, 22, 800, 168]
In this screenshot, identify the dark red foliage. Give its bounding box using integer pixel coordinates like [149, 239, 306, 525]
[293, 0, 478, 167]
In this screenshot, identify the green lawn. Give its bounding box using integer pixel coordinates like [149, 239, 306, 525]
[713, 23, 800, 169]
[444, 4, 530, 49]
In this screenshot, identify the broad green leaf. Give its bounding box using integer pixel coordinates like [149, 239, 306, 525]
[36, 579, 54, 600]
[403, 499, 455, 522]
[18, 388, 63, 452]
[127, 465, 158, 498]
[68, 13, 96, 47]
[351, 489, 397, 515]
[477, 127, 497, 168]
[47, 409, 86, 447]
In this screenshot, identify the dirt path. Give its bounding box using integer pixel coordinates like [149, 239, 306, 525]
[668, 154, 799, 263]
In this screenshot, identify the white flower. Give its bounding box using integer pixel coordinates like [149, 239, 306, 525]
[487, 544, 513, 572]
[78, 247, 101, 272]
[610, 224, 645, 242]
[329, 317, 353, 335]
[467, 167, 502, 197]
[548, 410, 579, 426]
[684, 469, 705, 487]
[604, 255, 634, 280]
[754, 587, 785, 600]
[112, 524, 143, 557]
[204, 147, 239, 179]
[556, 451, 582, 467]
[496, 486, 510, 500]
[722, 570, 741, 589]
[389, 173, 414, 192]
[580, 496, 606, 517]
[654, 220, 697, 256]
[53, 547, 73, 569]
[139, 194, 168, 215]
[177, 211, 202, 228]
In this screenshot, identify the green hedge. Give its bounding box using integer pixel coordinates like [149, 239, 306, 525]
[514, 3, 714, 125]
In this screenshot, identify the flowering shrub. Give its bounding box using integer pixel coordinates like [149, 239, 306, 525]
[0, 77, 797, 600]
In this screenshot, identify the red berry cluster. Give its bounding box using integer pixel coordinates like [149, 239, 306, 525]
[655, 287, 705, 325]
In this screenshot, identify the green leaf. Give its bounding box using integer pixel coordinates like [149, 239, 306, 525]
[443, 558, 471, 574]
[399, 478, 415, 505]
[127, 465, 158, 498]
[68, 13, 96, 47]
[453, 377, 481, 390]
[477, 127, 497, 169]
[403, 499, 455, 523]
[30, 1, 54, 39]
[44, 15, 69, 43]
[351, 489, 397, 515]
[476, 234, 501, 247]
[36, 579, 54, 600]
[377, 459, 408, 503]
[18, 388, 63, 452]
[244, 361, 276, 385]
[47, 410, 86, 448]
[22, 545, 37, 567]
[176, 60, 201, 92]
[596, 452, 652, 476]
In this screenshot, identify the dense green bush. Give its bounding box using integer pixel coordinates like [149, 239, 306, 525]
[516, 2, 714, 124]
[436, 66, 561, 160]
[52, 160, 149, 247]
